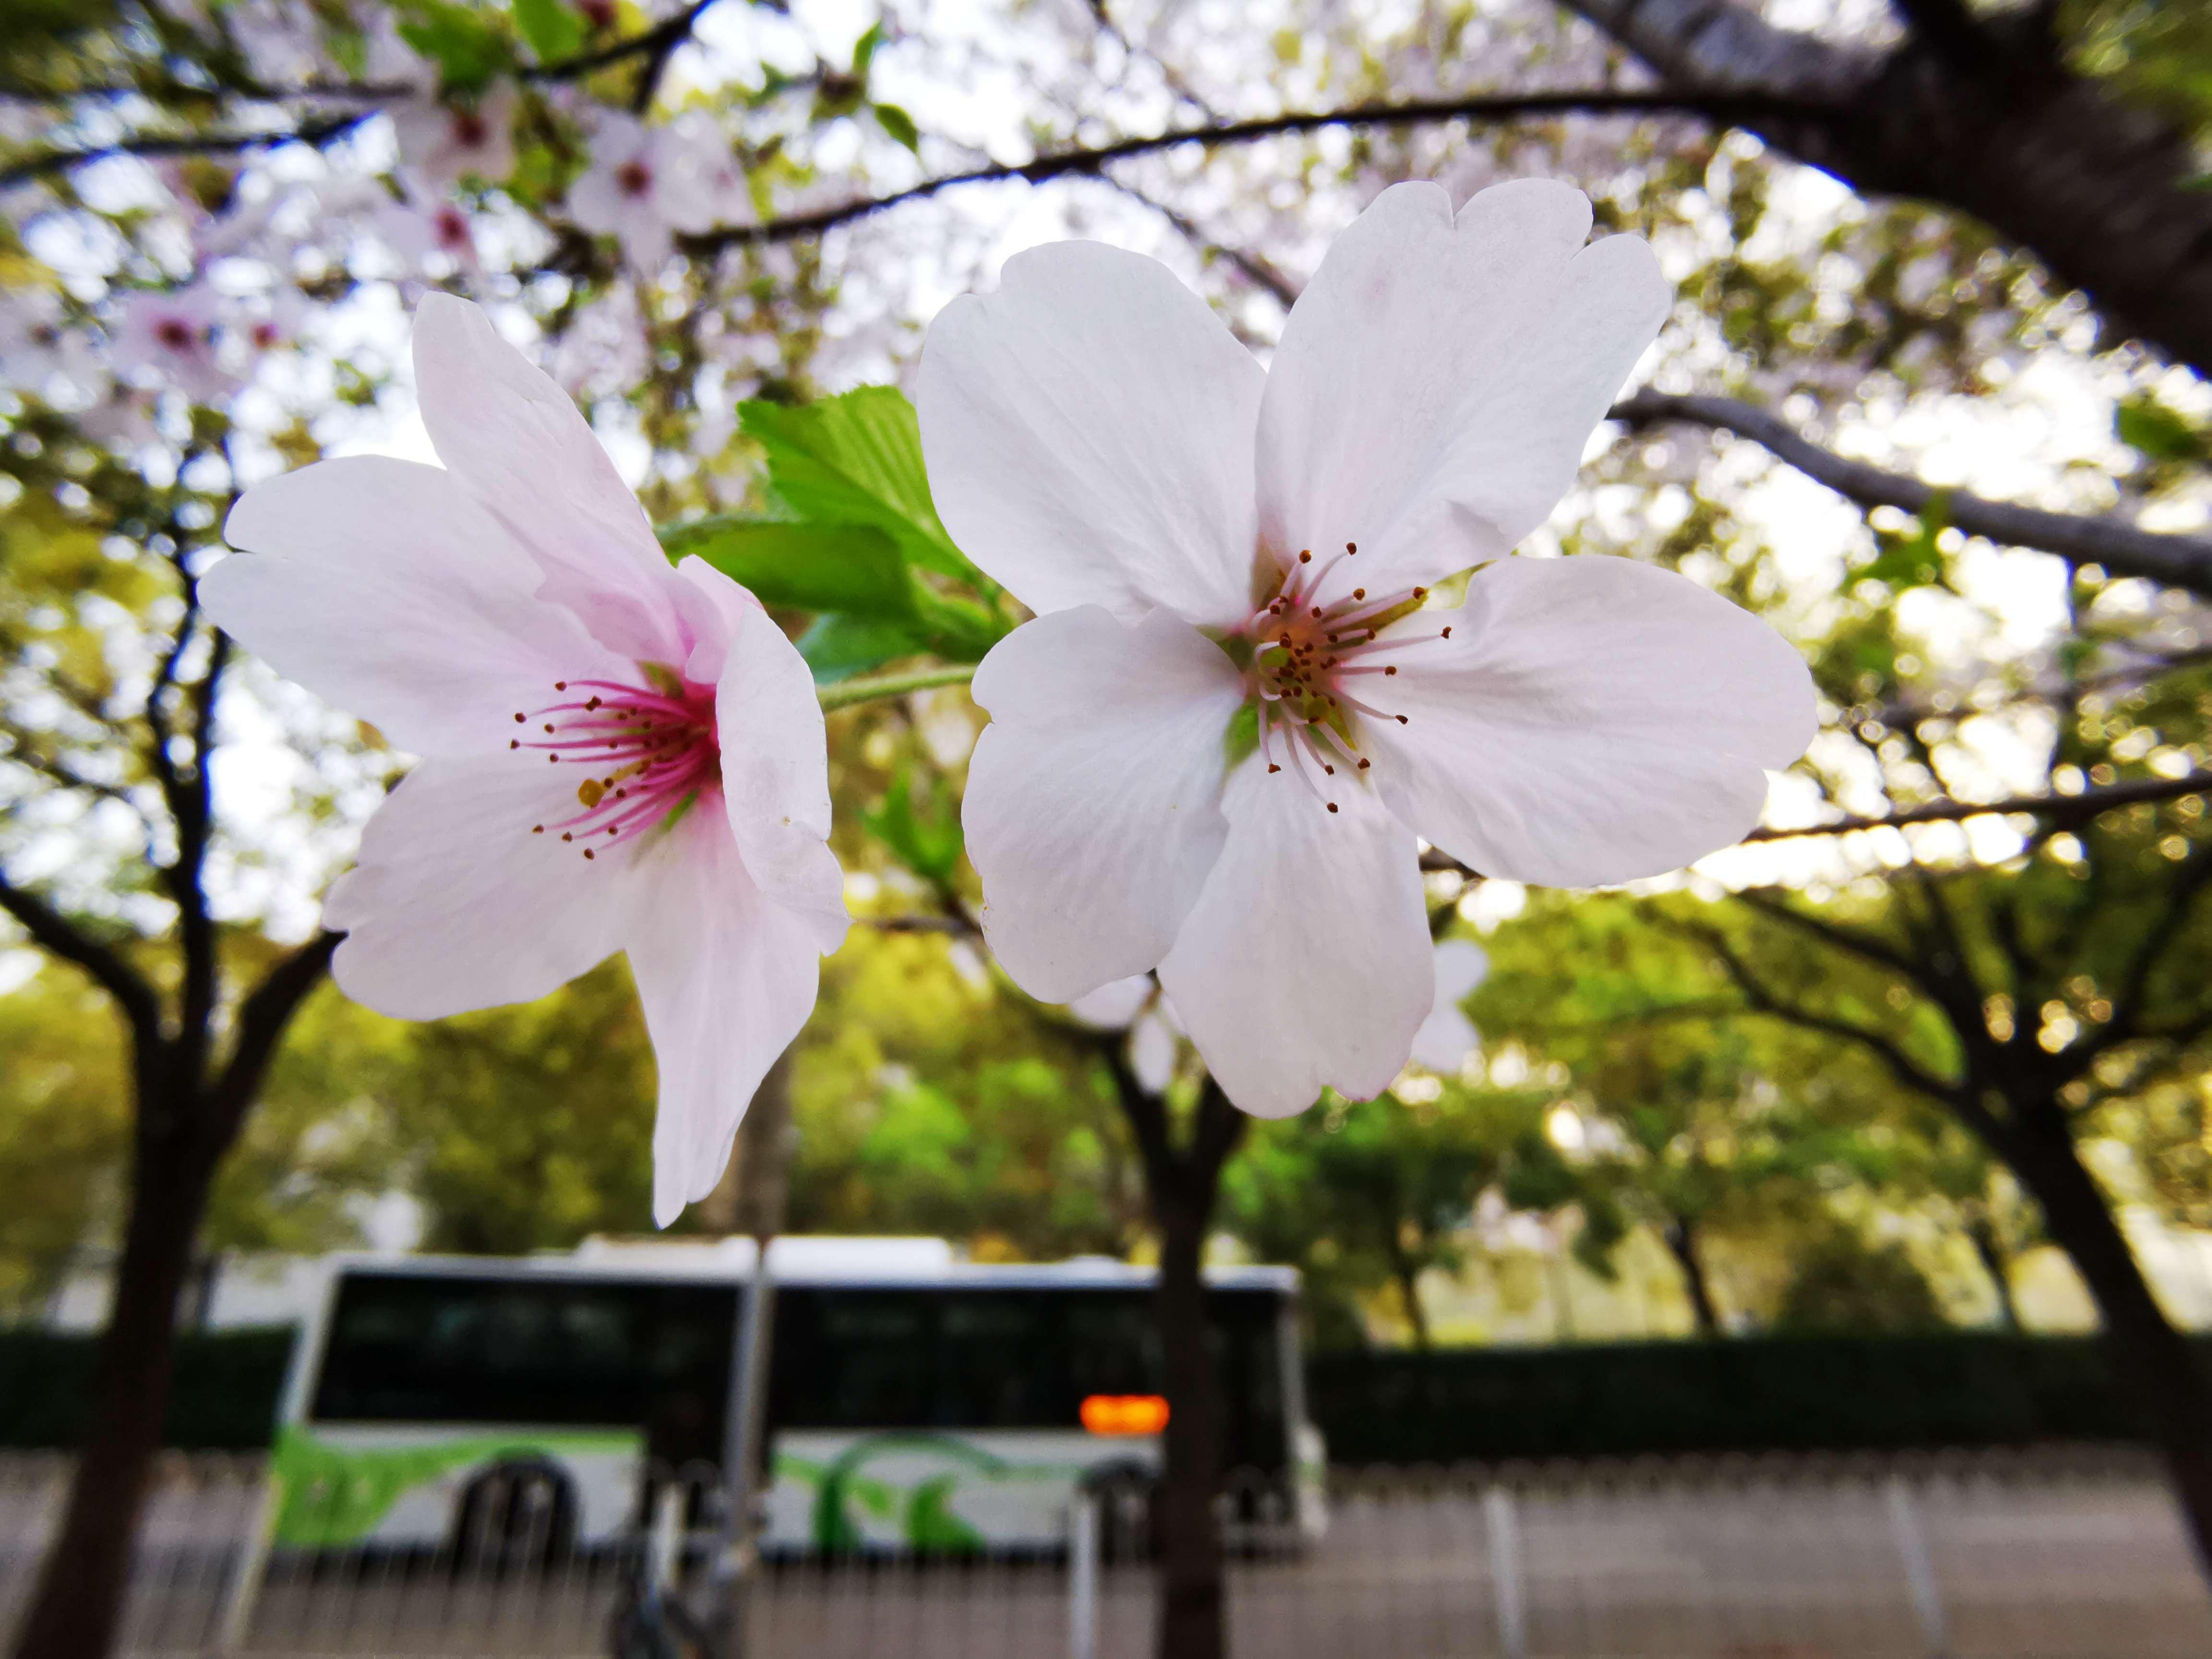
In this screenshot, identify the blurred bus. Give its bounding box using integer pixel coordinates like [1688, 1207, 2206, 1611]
[267, 1239, 1323, 1560]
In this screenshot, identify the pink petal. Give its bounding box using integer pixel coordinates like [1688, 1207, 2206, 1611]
[964, 605, 1244, 1001]
[917, 241, 1264, 630]
[1158, 758, 1432, 1118]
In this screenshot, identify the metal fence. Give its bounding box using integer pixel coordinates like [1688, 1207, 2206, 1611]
[4, 1446, 2209, 1657]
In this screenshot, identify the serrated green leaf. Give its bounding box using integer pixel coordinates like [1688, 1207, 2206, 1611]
[798, 613, 932, 682]
[512, 0, 584, 66]
[872, 102, 919, 152]
[740, 387, 978, 582]
[661, 518, 912, 617]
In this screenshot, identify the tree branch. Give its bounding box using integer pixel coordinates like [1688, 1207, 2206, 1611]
[1612, 392, 2212, 597]
[2085, 841, 2212, 1059]
[0, 109, 375, 189]
[1743, 771, 2212, 842]
[209, 929, 340, 1138]
[1731, 888, 1930, 985]
[683, 86, 1833, 255]
[0, 866, 162, 1041]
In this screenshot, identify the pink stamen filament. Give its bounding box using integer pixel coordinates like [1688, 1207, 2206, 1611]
[513, 673, 718, 859]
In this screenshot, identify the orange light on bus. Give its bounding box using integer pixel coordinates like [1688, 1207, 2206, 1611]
[1080, 1394, 1170, 1436]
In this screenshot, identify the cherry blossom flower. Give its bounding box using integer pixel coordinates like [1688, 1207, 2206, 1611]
[1410, 939, 1487, 1074]
[113, 286, 235, 403]
[369, 186, 482, 277]
[391, 86, 518, 193]
[567, 112, 726, 269]
[1066, 973, 1184, 1094]
[200, 295, 849, 1224]
[920, 180, 1816, 1118]
[0, 288, 93, 394]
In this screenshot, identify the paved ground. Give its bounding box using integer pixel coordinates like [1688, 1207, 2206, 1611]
[5, 1453, 2210, 1657]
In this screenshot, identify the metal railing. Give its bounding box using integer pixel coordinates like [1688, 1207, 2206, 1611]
[3, 1446, 2208, 1656]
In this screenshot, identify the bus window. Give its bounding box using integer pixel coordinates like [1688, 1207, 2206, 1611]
[310, 1273, 734, 1462]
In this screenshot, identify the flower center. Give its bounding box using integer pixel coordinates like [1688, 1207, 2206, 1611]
[156, 319, 195, 351]
[454, 110, 488, 147]
[1239, 541, 1452, 815]
[616, 159, 654, 198]
[510, 673, 719, 861]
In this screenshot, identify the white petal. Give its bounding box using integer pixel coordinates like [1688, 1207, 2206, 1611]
[1129, 1008, 1178, 1095]
[698, 563, 850, 954]
[1410, 1006, 1481, 1075]
[1158, 760, 1432, 1118]
[1255, 180, 1670, 604]
[1366, 555, 1817, 887]
[410, 294, 686, 661]
[208, 456, 625, 755]
[625, 806, 829, 1227]
[964, 605, 1244, 1001]
[323, 755, 644, 1019]
[917, 241, 1264, 629]
[1433, 938, 1489, 1001]
[1065, 974, 1154, 1031]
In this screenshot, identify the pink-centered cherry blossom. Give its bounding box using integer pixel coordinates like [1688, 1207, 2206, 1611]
[567, 111, 735, 270]
[391, 86, 518, 192]
[918, 179, 1817, 1119]
[114, 286, 234, 403]
[201, 294, 848, 1225]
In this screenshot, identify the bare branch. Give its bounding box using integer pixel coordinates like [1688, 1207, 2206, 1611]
[0, 109, 375, 189]
[1743, 771, 2212, 842]
[0, 866, 161, 1041]
[209, 929, 341, 1136]
[685, 87, 1834, 255]
[1731, 889, 1930, 986]
[1103, 177, 1300, 308]
[1612, 392, 2212, 597]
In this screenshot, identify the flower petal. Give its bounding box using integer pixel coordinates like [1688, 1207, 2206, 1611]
[1255, 180, 1670, 604]
[1410, 1004, 1481, 1075]
[1066, 974, 1154, 1031]
[696, 562, 850, 954]
[625, 805, 829, 1227]
[1433, 937, 1489, 1001]
[964, 605, 1244, 1001]
[1130, 1007, 1178, 1094]
[323, 754, 644, 1019]
[917, 241, 1265, 628]
[1158, 760, 1432, 1118]
[410, 293, 686, 661]
[1366, 554, 1817, 886]
[209, 456, 625, 755]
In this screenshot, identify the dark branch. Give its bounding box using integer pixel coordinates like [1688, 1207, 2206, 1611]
[1104, 177, 1301, 309]
[0, 866, 162, 1041]
[1742, 771, 2212, 842]
[0, 109, 374, 189]
[209, 929, 341, 1136]
[1612, 392, 2212, 597]
[1731, 889, 1930, 986]
[685, 87, 1834, 255]
[2086, 842, 2212, 1059]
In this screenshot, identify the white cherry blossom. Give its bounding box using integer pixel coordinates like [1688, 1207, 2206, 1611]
[1066, 973, 1184, 1094]
[112, 286, 234, 402]
[1410, 938, 1488, 1074]
[919, 179, 1816, 1119]
[201, 295, 848, 1224]
[567, 112, 727, 269]
[391, 86, 518, 192]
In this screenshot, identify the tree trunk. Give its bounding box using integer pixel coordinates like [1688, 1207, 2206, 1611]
[1562, 0, 2212, 382]
[1388, 1248, 1432, 1350]
[9, 1105, 220, 1659]
[1965, 1213, 2020, 1331]
[2002, 1105, 2212, 1572]
[1663, 1215, 1722, 1337]
[1153, 1177, 1225, 1659]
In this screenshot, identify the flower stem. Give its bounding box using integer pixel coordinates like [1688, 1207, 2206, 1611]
[815, 663, 978, 712]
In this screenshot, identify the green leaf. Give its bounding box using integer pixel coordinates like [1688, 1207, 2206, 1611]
[798, 613, 931, 683]
[511, 0, 584, 66]
[740, 387, 978, 583]
[397, 1, 510, 91]
[872, 102, 919, 152]
[1853, 492, 1950, 595]
[2116, 394, 2208, 463]
[851, 19, 886, 76]
[863, 762, 964, 882]
[661, 518, 912, 617]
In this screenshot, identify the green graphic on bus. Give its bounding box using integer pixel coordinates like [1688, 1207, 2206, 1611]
[270, 1425, 641, 1547]
[775, 1433, 1090, 1553]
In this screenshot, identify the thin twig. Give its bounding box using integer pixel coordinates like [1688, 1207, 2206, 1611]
[1742, 771, 2212, 842]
